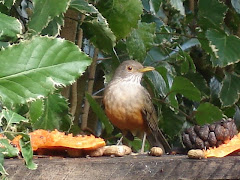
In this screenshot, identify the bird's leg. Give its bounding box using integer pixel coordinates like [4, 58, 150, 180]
[140, 132, 147, 154]
[117, 136, 124, 145]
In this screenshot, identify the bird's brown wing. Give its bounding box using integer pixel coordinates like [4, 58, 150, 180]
[141, 90, 171, 153]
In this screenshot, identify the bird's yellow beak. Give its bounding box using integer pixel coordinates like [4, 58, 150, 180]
[138, 66, 155, 73]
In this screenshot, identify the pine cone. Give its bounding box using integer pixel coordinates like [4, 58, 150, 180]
[182, 118, 238, 149]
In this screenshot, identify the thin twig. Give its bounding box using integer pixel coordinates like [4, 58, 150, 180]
[81, 48, 99, 130]
[70, 14, 86, 117]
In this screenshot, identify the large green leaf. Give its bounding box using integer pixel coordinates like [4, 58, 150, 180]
[170, 0, 185, 16]
[97, 0, 143, 39]
[170, 76, 201, 101]
[198, 0, 227, 29]
[220, 73, 240, 107]
[206, 29, 240, 67]
[28, 0, 69, 34]
[126, 22, 156, 61]
[0, 12, 22, 41]
[86, 93, 113, 135]
[70, 0, 116, 53]
[0, 36, 92, 107]
[30, 93, 72, 131]
[195, 103, 223, 125]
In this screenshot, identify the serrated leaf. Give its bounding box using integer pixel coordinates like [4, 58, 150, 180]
[195, 103, 223, 125]
[171, 76, 201, 101]
[0, 138, 19, 157]
[30, 93, 72, 131]
[206, 29, 240, 67]
[82, 14, 116, 53]
[86, 93, 113, 135]
[0, 36, 92, 107]
[0, 12, 22, 41]
[0, 0, 15, 9]
[232, 0, 240, 14]
[97, 0, 143, 39]
[28, 99, 44, 124]
[19, 133, 37, 170]
[170, 0, 185, 16]
[70, 0, 98, 14]
[0, 109, 28, 131]
[126, 22, 156, 61]
[71, 0, 116, 53]
[41, 14, 64, 37]
[220, 73, 240, 107]
[198, 0, 227, 29]
[28, 0, 69, 34]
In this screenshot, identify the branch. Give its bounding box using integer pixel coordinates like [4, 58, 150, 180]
[81, 48, 99, 130]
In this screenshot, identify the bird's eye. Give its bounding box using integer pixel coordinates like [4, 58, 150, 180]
[127, 66, 133, 71]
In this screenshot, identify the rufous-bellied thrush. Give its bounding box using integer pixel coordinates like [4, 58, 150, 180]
[103, 60, 171, 153]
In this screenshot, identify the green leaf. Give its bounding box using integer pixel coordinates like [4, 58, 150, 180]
[0, 36, 92, 107]
[41, 14, 64, 37]
[220, 73, 240, 107]
[30, 93, 72, 131]
[70, 0, 98, 14]
[198, 0, 227, 29]
[179, 51, 196, 74]
[206, 29, 240, 67]
[184, 72, 209, 97]
[97, 0, 143, 39]
[0, 0, 15, 9]
[29, 99, 44, 124]
[0, 138, 19, 158]
[0, 152, 8, 177]
[145, 70, 168, 97]
[71, 0, 116, 53]
[141, 0, 161, 14]
[171, 76, 201, 101]
[0, 109, 28, 131]
[28, 0, 69, 34]
[170, 0, 185, 16]
[85, 93, 113, 135]
[19, 133, 37, 170]
[126, 22, 156, 61]
[195, 103, 223, 125]
[82, 14, 116, 53]
[161, 105, 185, 139]
[0, 12, 22, 41]
[232, 0, 240, 14]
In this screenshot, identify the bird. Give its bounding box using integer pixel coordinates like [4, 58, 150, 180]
[103, 60, 171, 153]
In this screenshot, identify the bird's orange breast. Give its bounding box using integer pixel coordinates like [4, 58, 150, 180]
[103, 82, 147, 132]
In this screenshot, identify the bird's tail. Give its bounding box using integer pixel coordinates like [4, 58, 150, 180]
[147, 129, 171, 153]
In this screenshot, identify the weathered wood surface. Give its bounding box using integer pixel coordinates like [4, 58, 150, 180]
[4, 155, 240, 180]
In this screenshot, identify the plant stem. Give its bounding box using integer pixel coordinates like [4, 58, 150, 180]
[81, 48, 99, 131]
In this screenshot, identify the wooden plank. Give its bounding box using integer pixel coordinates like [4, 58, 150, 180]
[4, 155, 240, 179]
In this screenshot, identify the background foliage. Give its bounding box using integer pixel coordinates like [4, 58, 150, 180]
[1, 0, 240, 177]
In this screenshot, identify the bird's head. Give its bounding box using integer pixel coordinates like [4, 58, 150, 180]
[112, 60, 155, 83]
